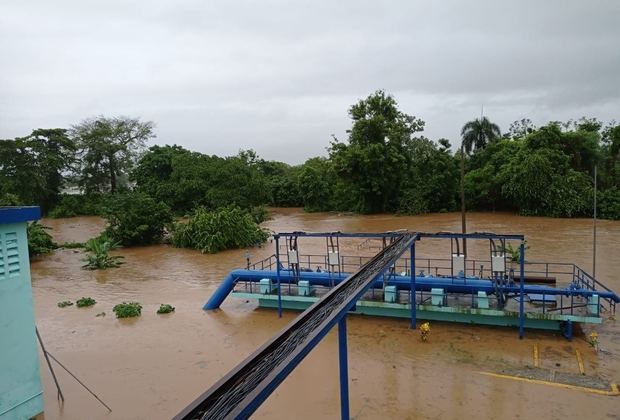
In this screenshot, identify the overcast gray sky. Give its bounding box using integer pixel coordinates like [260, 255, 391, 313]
[1, 1, 619, 163]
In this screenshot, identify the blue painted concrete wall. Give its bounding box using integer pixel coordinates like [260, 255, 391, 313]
[0, 208, 43, 419]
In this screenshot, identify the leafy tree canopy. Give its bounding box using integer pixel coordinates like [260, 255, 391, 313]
[72, 116, 154, 194]
[330, 90, 425, 213]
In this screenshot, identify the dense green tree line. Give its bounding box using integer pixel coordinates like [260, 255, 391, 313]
[2, 92, 620, 238]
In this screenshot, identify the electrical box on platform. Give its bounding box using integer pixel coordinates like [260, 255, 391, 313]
[491, 254, 506, 273]
[328, 251, 340, 267]
[452, 254, 465, 277]
[287, 250, 299, 265]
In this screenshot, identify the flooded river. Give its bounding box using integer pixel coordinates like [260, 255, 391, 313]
[32, 209, 620, 419]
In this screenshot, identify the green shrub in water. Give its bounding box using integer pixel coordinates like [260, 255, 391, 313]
[60, 241, 85, 249]
[48, 193, 108, 218]
[249, 205, 270, 224]
[172, 206, 269, 253]
[157, 304, 175, 314]
[27, 222, 57, 256]
[76, 297, 96, 307]
[57, 300, 73, 308]
[598, 187, 620, 220]
[113, 302, 142, 318]
[82, 236, 124, 270]
[101, 192, 173, 246]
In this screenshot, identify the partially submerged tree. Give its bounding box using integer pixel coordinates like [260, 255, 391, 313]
[0, 129, 76, 213]
[330, 90, 425, 213]
[101, 192, 172, 246]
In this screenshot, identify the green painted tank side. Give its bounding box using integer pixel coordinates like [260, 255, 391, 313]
[231, 292, 602, 331]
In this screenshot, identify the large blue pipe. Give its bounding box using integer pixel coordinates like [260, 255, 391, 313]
[204, 269, 620, 310]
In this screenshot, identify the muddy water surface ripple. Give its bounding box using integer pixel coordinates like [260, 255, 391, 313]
[32, 210, 620, 420]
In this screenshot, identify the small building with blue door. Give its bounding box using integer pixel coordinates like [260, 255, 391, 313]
[0, 207, 44, 420]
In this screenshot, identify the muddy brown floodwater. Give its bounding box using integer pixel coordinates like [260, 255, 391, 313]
[32, 209, 620, 420]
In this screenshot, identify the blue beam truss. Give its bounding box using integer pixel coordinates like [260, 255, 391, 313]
[338, 316, 349, 420]
[273, 231, 407, 239]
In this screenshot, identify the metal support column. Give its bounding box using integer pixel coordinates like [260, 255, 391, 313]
[338, 316, 350, 420]
[410, 243, 416, 329]
[275, 236, 282, 318]
[519, 242, 525, 339]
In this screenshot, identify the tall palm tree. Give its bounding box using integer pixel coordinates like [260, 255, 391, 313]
[458, 116, 500, 256]
[460, 117, 501, 154]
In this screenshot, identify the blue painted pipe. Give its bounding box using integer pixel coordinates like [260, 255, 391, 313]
[204, 269, 620, 310]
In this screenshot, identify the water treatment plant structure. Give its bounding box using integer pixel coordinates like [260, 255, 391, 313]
[176, 231, 619, 419]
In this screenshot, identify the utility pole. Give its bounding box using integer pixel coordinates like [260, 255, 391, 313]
[593, 165, 597, 278]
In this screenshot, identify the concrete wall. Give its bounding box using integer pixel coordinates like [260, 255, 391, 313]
[0, 219, 43, 419]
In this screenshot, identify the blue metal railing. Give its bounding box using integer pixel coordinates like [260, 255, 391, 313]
[245, 253, 616, 316]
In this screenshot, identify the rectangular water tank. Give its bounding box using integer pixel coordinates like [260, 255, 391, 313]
[588, 294, 600, 316]
[431, 288, 444, 306]
[298, 280, 314, 296]
[259, 278, 277, 294]
[384, 285, 398, 303]
[477, 291, 489, 309]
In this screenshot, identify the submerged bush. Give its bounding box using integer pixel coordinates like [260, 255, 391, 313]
[172, 206, 269, 254]
[113, 302, 142, 318]
[82, 237, 124, 270]
[27, 222, 57, 256]
[101, 192, 173, 246]
[598, 187, 620, 220]
[76, 297, 96, 307]
[48, 193, 107, 218]
[60, 241, 85, 249]
[249, 205, 270, 224]
[157, 304, 175, 314]
[0, 192, 22, 206]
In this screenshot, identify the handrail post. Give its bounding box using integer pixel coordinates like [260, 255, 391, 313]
[519, 241, 525, 339]
[275, 236, 282, 318]
[410, 242, 417, 329]
[338, 316, 350, 420]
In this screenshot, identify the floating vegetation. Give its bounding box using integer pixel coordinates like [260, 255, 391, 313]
[113, 302, 142, 318]
[76, 297, 97, 307]
[157, 304, 175, 314]
[82, 236, 124, 270]
[96, 312, 106, 317]
[60, 241, 85, 249]
[57, 300, 73, 308]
